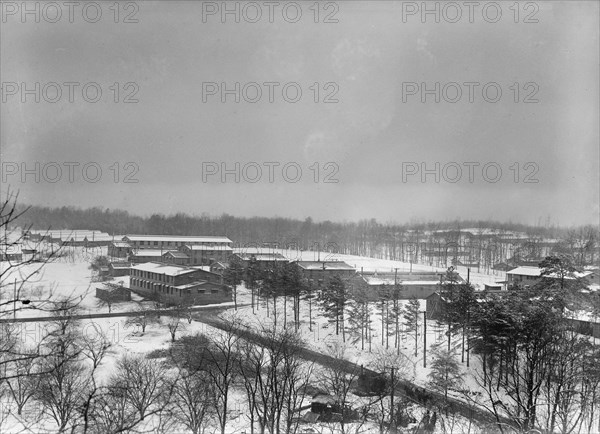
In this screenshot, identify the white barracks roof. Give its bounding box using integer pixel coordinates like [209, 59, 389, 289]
[131, 250, 173, 257]
[508, 266, 592, 279]
[507, 266, 541, 277]
[296, 261, 355, 271]
[124, 235, 232, 244]
[131, 262, 199, 277]
[184, 244, 233, 251]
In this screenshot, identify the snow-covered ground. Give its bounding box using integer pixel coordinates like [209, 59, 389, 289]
[2, 246, 596, 433]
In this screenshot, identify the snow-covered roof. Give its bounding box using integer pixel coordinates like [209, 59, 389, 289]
[235, 252, 288, 261]
[184, 244, 233, 251]
[296, 261, 355, 271]
[110, 241, 132, 248]
[131, 250, 172, 257]
[124, 235, 232, 244]
[109, 262, 131, 269]
[508, 266, 593, 279]
[400, 280, 443, 286]
[362, 275, 442, 286]
[163, 251, 189, 259]
[507, 266, 541, 277]
[175, 281, 210, 290]
[131, 262, 199, 277]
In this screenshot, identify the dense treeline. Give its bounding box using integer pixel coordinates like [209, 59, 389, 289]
[3, 193, 600, 433]
[15, 204, 598, 260]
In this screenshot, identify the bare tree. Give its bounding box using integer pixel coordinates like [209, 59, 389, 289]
[108, 354, 171, 422]
[0, 190, 82, 389]
[125, 302, 161, 335]
[34, 330, 89, 432]
[237, 338, 268, 434]
[78, 328, 112, 434]
[166, 308, 187, 342]
[5, 347, 38, 416]
[236, 321, 313, 434]
[168, 369, 217, 434]
[318, 341, 362, 434]
[164, 323, 240, 434]
[366, 348, 413, 434]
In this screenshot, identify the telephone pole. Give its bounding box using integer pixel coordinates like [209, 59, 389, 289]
[390, 366, 396, 433]
[423, 310, 427, 368]
[13, 278, 17, 320]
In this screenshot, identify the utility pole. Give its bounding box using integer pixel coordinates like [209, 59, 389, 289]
[14, 278, 17, 320]
[466, 309, 471, 367]
[390, 366, 396, 433]
[423, 310, 427, 368]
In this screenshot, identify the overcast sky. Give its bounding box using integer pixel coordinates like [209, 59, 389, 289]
[1, 1, 598, 226]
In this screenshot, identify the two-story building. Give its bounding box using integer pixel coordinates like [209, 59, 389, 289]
[179, 244, 233, 266]
[506, 266, 594, 289]
[123, 235, 233, 252]
[356, 271, 458, 300]
[130, 262, 231, 305]
[162, 251, 190, 266]
[108, 241, 132, 258]
[295, 261, 356, 283]
[130, 249, 172, 264]
[233, 252, 290, 270]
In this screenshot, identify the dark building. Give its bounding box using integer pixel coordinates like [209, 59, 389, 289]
[233, 252, 290, 270]
[130, 262, 231, 305]
[162, 251, 190, 266]
[109, 262, 131, 277]
[108, 241, 132, 258]
[96, 283, 131, 303]
[295, 261, 356, 281]
[123, 235, 233, 252]
[358, 270, 463, 300]
[130, 249, 171, 264]
[179, 244, 232, 266]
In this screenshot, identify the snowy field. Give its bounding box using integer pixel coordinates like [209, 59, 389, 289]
[1, 245, 595, 433]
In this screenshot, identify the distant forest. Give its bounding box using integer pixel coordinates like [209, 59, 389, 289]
[14, 204, 598, 258]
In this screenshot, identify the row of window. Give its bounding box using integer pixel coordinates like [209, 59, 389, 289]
[512, 275, 539, 281]
[131, 268, 175, 283]
[132, 241, 231, 247]
[131, 278, 220, 296]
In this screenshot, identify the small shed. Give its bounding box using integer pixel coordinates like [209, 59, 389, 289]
[109, 262, 131, 277]
[96, 283, 131, 302]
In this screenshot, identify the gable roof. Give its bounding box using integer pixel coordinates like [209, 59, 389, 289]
[131, 262, 199, 277]
[235, 252, 289, 261]
[508, 266, 593, 280]
[124, 235, 232, 244]
[163, 251, 189, 259]
[184, 244, 233, 251]
[296, 261, 355, 271]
